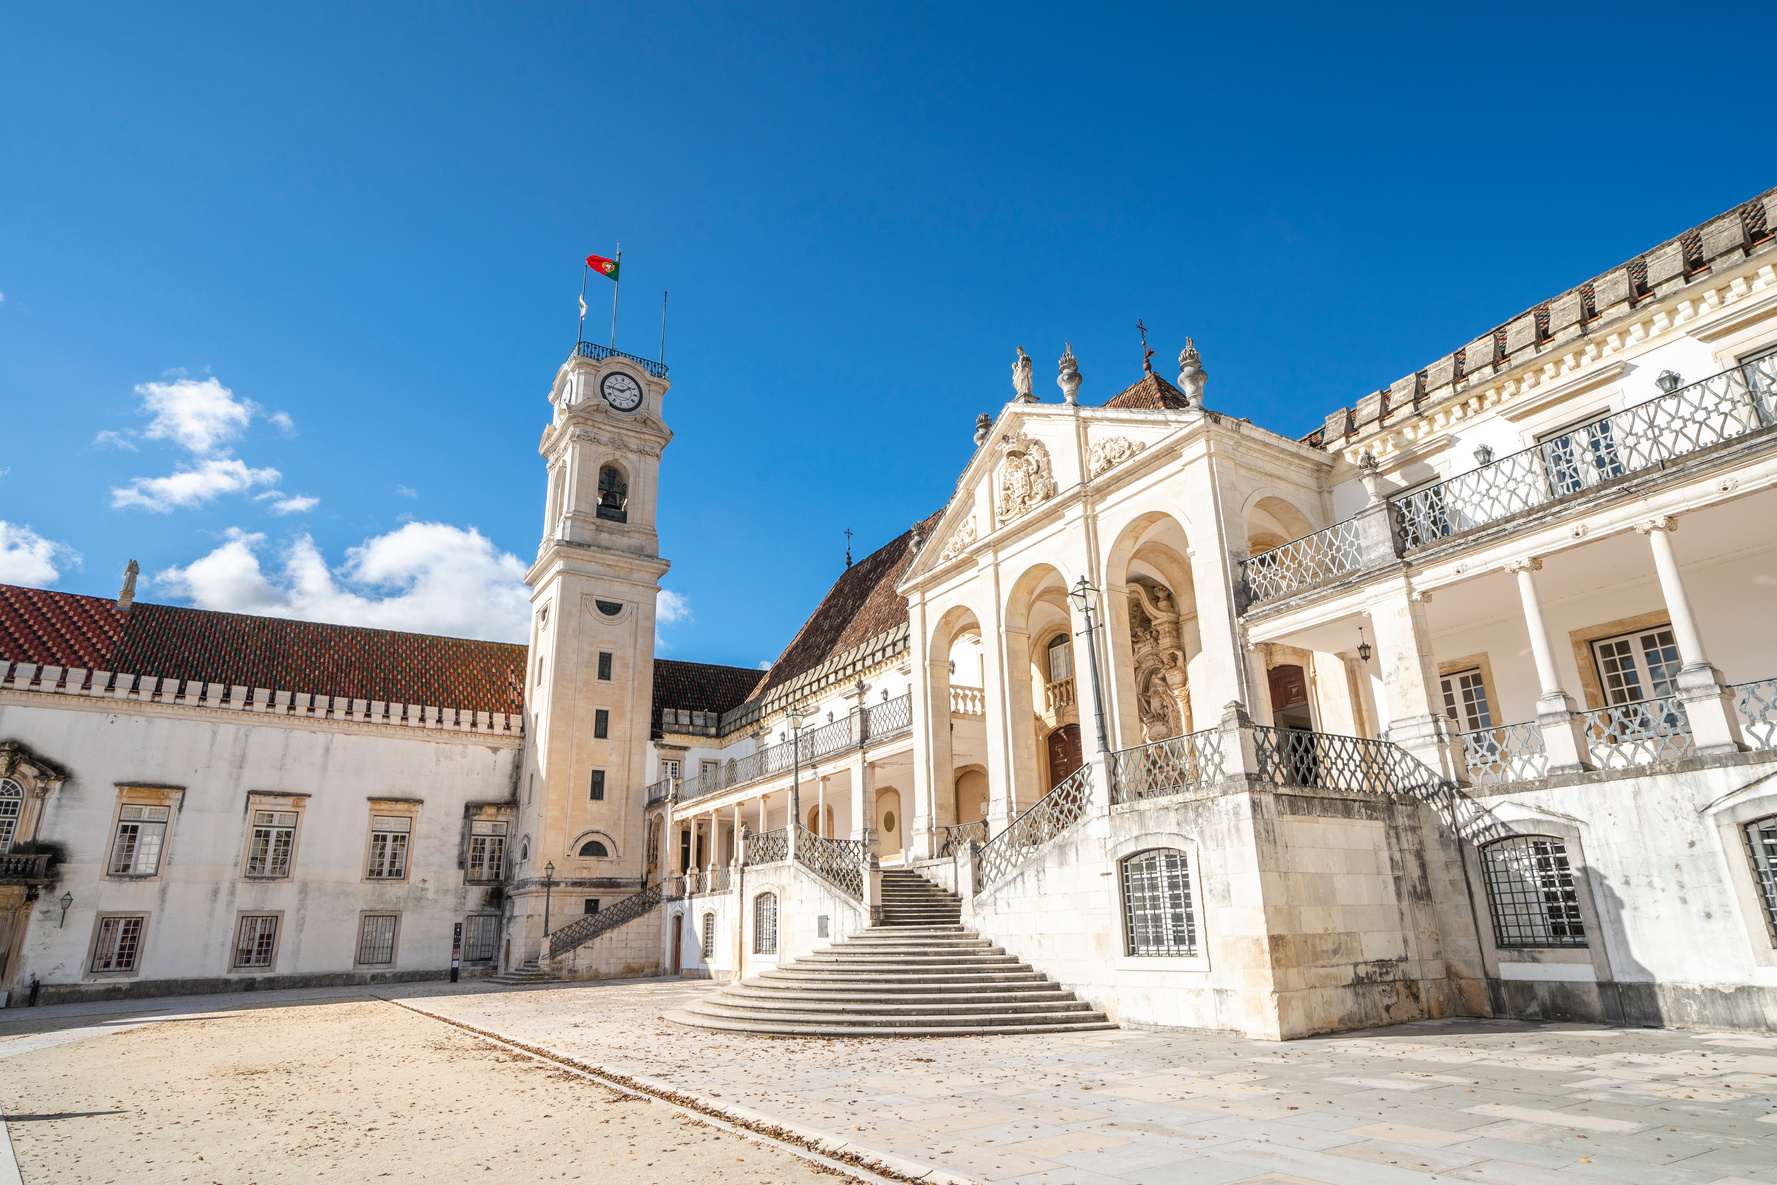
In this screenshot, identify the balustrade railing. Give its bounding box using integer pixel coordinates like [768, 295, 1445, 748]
[1252, 726, 1443, 797]
[794, 824, 865, 899]
[690, 866, 731, 894]
[937, 820, 988, 857]
[1393, 358, 1777, 551]
[1242, 518, 1365, 604]
[1736, 679, 1777, 751]
[1044, 677, 1076, 714]
[0, 852, 51, 881]
[975, 764, 1094, 895]
[676, 694, 914, 804]
[1108, 729, 1226, 804]
[645, 777, 671, 806]
[574, 339, 669, 379]
[1585, 696, 1692, 768]
[950, 686, 985, 715]
[1459, 722, 1549, 786]
[744, 827, 789, 865]
[547, 880, 676, 958]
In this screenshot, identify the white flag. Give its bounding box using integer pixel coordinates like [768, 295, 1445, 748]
[578, 294, 587, 321]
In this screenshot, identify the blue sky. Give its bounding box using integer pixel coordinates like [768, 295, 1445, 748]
[1, 3, 1767, 667]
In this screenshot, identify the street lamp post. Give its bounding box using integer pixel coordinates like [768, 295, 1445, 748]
[786, 706, 805, 833]
[1067, 577, 1111, 755]
[542, 861, 556, 940]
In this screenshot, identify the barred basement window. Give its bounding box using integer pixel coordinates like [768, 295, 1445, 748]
[1745, 814, 1777, 943]
[246, 811, 297, 878]
[366, 815, 411, 880]
[463, 914, 500, 962]
[357, 915, 398, 965]
[467, 820, 507, 881]
[0, 778, 21, 853]
[1481, 836, 1587, 947]
[233, 915, 279, 969]
[90, 915, 145, 973]
[109, 805, 170, 876]
[701, 912, 716, 959]
[753, 892, 778, 955]
[594, 709, 609, 739]
[1120, 848, 1197, 956]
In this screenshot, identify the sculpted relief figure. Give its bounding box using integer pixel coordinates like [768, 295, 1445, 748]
[995, 432, 1058, 525]
[1087, 435, 1146, 479]
[1012, 347, 1035, 402]
[939, 516, 977, 562]
[1128, 579, 1192, 741]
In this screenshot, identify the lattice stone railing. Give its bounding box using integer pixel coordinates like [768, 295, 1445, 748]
[744, 827, 789, 866]
[547, 880, 680, 959]
[794, 825, 865, 899]
[1585, 696, 1692, 768]
[1241, 518, 1365, 604]
[1107, 730, 1225, 804]
[1393, 357, 1777, 550]
[1737, 679, 1777, 751]
[678, 694, 914, 805]
[937, 820, 987, 857]
[1252, 725, 1446, 797]
[975, 764, 1094, 894]
[1459, 722, 1549, 786]
[688, 866, 731, 895]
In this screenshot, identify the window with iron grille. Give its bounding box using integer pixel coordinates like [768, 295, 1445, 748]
[463, 914, 499, 962]
[246, 810, 297, 878]
[1592, 627, 1682, 705]
[701, 912, 716, 959]
[90, 915, 145, 973]
[357, 914, 398, 965]
[366, 815, 411, 879]
[1120, 848, 1197, 956]
[1745, 815, 1777, 944]
[753, 892, 778, 954]
[233, 915, 279, 969]
[1440, 668, 1494, 732]
[109, 805, 170, 875]
[0, 777, 21, 854]
[594, 709, 609, 739]
[1538, 415, 1622, 496]
[1481, 836, 1587, 947]
[467, 820, 507, 881]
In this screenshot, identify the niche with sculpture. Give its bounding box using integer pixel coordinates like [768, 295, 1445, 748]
[1128, 579, 1192, 742]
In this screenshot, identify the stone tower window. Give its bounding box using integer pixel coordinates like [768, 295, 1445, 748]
[597, 465, 629, 523]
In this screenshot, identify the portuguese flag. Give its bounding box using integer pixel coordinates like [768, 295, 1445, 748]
[586, 254, 620, 281]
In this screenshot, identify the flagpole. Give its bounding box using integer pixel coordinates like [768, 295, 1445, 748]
[578, 264, 588, 344]
[660, 290, 668, 364]
[609, 242, 621, 350]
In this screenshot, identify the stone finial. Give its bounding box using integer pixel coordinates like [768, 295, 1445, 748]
[974, 413, 993, 446]
[116, 559, 139, 611]
[1012, 347, 1035, 403]
[1176, 338, 1207, 406]
[1057, 344, 1082, 405]
[909, 521, 926, 552]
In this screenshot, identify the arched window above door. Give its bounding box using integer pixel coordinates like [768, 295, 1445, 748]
[1045, 633, 1073, 683]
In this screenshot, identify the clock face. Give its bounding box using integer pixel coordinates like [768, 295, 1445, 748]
[601, 371, 644, 412]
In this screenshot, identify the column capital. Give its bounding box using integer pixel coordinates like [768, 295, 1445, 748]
[1502, 556, 1543, 574]
[1634, 515, 1677, 535]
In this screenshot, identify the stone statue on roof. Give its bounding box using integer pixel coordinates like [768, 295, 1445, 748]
[1057, 344, 1082, 406]
[1177, 338, 1207, 407]
[1012, 347, 1035, 403]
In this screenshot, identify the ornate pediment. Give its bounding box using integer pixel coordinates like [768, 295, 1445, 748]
[995, 431, 1057, 526]
[1088, 435, 1146, 479]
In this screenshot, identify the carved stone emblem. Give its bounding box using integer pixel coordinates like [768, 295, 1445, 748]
[995, 432, 1058, 525]
[1129, 580, 1191, 742]
[938, 516, 977, 562]
[1087, 435, 1146, 479]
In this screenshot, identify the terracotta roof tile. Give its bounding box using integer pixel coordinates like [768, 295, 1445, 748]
[1103, 372, 1194, 411]
[0, 584, 527, 714]
[651, 659, 766, 720]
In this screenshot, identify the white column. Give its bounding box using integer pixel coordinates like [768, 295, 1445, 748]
[1508, 558, 1564, 699]
[1637, 517, 1746, 753]
[817, 775, 828, 837]
[1637, 518, 1710, 670]
[1365, 576, 1457, 779]
[1505, 556, 1592, 772]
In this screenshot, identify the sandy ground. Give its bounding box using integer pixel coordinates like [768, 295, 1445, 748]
[0, 995, 841, 1185]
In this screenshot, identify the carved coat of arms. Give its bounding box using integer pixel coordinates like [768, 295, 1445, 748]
[1087, 435, 1146, 479]
[938, 516, 977, 562]
[995, 432, 1057, 525]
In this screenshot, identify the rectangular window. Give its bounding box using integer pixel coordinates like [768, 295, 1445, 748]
[357, 915, 398, 965]
[660, 759, 681, 781]
[467, 820, 507, 881]
[109, 805, 170, 876]
[584, 898, 600, 914]
[597, 652, 613, 681]
[233, 915, 279, 969]
[1539, 415, 1623, 497]
[1592, 626, 1682, 705]
[245, 810, 298, 878]
[594, 709, 609, 739]
[91, 915, 145, 973]
[366, 815, 412, 879]
[1482, 837, 1587, 947]
[1746, 815, 1777, 944]
[700, 760, 719, 779]
[0, 779, 21, 854]
[589, 770, 605, 801]
[464, 914, 499, 962]
[701, 913, 716, 958]
[1046, 637, 1073, 683]
[1440, 668, 1494, 732]
[1122, 848, 1198, 957]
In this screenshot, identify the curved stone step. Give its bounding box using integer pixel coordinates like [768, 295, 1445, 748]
[664, 1009, 1118, 1039]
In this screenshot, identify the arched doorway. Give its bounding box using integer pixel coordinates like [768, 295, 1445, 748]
[670, 914, 683, 975]
[806, 804, 835, 837]
[952, 768, 987, 826]
[877, 788, 903, 861]
[1046, 724, 1082, 789]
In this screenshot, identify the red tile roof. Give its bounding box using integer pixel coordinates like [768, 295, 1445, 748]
[0, 584, 527, 714]
[1103, 372, 1194, 411]
[651, 659, 765, 719]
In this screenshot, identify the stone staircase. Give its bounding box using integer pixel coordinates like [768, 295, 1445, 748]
[671, 868, 1115, 1037]
[486, 958, 553, 987]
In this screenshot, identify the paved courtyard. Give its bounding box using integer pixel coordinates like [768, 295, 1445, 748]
[5, 975, 1777, 1185]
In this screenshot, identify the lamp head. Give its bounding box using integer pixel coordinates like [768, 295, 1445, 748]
[1068, 577, 1100, 614]
[59, 891, 72, 909]
[544, 861, 555, 878]
[1357, 625, 1372, 663]
[786, 706, 804, 731]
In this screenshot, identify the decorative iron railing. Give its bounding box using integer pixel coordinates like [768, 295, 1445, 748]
[1393, 358, 1777, 551]
[1107, 729, 1226, 804]
[0, 852, 52, 881]
[744, 827, 789, 865]
[794, 825, 865, 899]
[547, 880, 680, 959]
[1252, 726, 1443, 797]
[1242, 518, 1365, 604]
[1737, 679, 1777, 751]
[937, 820, 987, 857]
[1459, 722, 1549, 786]
[1584, 696, 1692, 767]
[975, 765, 1094, 894]
[574, 339, 669, 379]
[645, 777, 671, 806]
[676, 694, 915, 804]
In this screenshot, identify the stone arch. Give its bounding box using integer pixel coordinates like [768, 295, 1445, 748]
[1102, 514, 1202, 749]
[1244, 493, 1315, 555]
[1002, 563, 1072, 813]
[922, 600, 987, 843]
[570, 830, 618, 859]
[596, 460, 630, 523]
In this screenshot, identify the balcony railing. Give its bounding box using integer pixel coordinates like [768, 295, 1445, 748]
[794, 825, 865, 900]
[950, 686, 985, 716]
[975, 764, 1094, 894]
[1585, 696, 1692, 767]
[1252, 726, 1444, 797]
[574, 339, 668, 379]
[1459, 722, 1549, 785]
[1242, 518, 1365, 604]
[677, 694, 914, 805]
[1044, 677, 1076, 714]
[645, 777, 671, 806]
[937, 820, 987, 856]
[1107, 729, 1225, 804]
[744, 827, 789, 865]
[0, 852, 52, 882]
[1738, 679, 1777, 751]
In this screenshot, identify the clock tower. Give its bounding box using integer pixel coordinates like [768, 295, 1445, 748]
[512, 344, 672, 964]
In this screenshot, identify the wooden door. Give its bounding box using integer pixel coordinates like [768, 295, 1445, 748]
[1046, 724, 1082, 789]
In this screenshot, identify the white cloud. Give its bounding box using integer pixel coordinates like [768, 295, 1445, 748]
[395, 485, 418, 498]
[137, 376, 256, 455]
[267, 494, 319, 515]
[0, 521, 79, 587]
[112, 457, 282, 512]
[657, 589, 691, 625]
[757, 660, 773, 670]
[94, 429, 138, 450]
[268, 410, 296, 435]
[154, 522, 530, 642]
